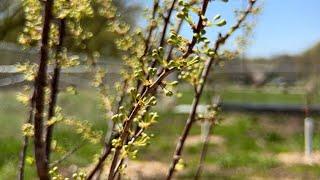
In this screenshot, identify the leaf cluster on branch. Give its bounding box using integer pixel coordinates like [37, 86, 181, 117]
[17, 0, 259, 179]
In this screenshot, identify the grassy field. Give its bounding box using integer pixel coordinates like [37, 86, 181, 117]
[178, 87, 320, 105]
[1, 88, 320, 179]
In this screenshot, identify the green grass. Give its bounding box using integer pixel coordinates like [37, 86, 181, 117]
[1, 89, 320, 179]
[178, 89, 320, 105]
[0, 89, 105, 178]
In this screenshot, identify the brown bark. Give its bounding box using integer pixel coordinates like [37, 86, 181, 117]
[33, 0, 54, 179]
[87, 1, 160, 178]
[166, 1, 257, 179]
[86, 80, 127, 180]
[18, 94, 35, 180]
[194, 122, 214, 180]
[45, 18, 66, 161]
[107, 1, 212, 178]
[147, 0, 177, 80]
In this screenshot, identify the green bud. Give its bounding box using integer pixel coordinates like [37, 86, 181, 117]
[169, 81, 179, 86]
[209, 51, 215, 56]
[129, 87, 136, 94]
[177, 12, 185, 19]
[148, 67, 157, 76]
[169, 32, 176, 39]
[167, 39, 174, 44]
[111, 114, 119, 121]
[182, 7, 188, 12]
[152, 49, 158, 57]
[164, 89, 173, 96]
[214, 14, 221, 20]
[119, 113, 125, 118]
[215, 19, 227, 27]
[158, 47, 164, 56]
[201, 15, 206, 21]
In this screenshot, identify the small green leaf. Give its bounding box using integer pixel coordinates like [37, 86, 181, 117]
[215, 19, 227, 27]
[214, 14, 221, 20]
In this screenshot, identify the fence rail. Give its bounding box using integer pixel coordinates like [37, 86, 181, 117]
[175, 103, 320, 115]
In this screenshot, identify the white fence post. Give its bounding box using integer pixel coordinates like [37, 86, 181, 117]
[304, 117, 314, 157]
[201, 121, 210, 142]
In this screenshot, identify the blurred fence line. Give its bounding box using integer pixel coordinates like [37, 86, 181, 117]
[0, 41, 122, 87]
[1, 41, 319, 88]
[175, 104, 320, 115]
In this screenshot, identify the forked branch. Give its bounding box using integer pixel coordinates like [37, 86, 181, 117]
[166, 1, 257, 179]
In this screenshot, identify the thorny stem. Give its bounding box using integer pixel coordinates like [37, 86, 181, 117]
[33, 0, 54, 179]
[166, 1, 257, 179]
[45, 18, 66, 162]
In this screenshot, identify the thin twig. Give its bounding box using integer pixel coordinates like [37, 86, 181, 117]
[106, 0, 218, 178]
[166, 18, 184, 61]
[159, 0, 178, 48]
[145, 0, 178, 84]
[111, 128, 144, 178]
[194, 121, 214, 180]
[45, 17, 66, 162]
[86, 79, 128, 180]
[18, 94, 35, 180]
[166, 1, 257, 179]
[143, 0, 159, 56]
[103, 2, 177, 179]
[106, 67, 173, 180]
[50, 143, 85, 167]
[107, 0, 211, 177]
[136, 0, 159, 92]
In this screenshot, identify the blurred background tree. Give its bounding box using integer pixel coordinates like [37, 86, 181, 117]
[0, 0, 140, 60]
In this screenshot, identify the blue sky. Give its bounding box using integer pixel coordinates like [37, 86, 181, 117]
[130, 0, 320, 58]
[247, 0, 320, 58]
